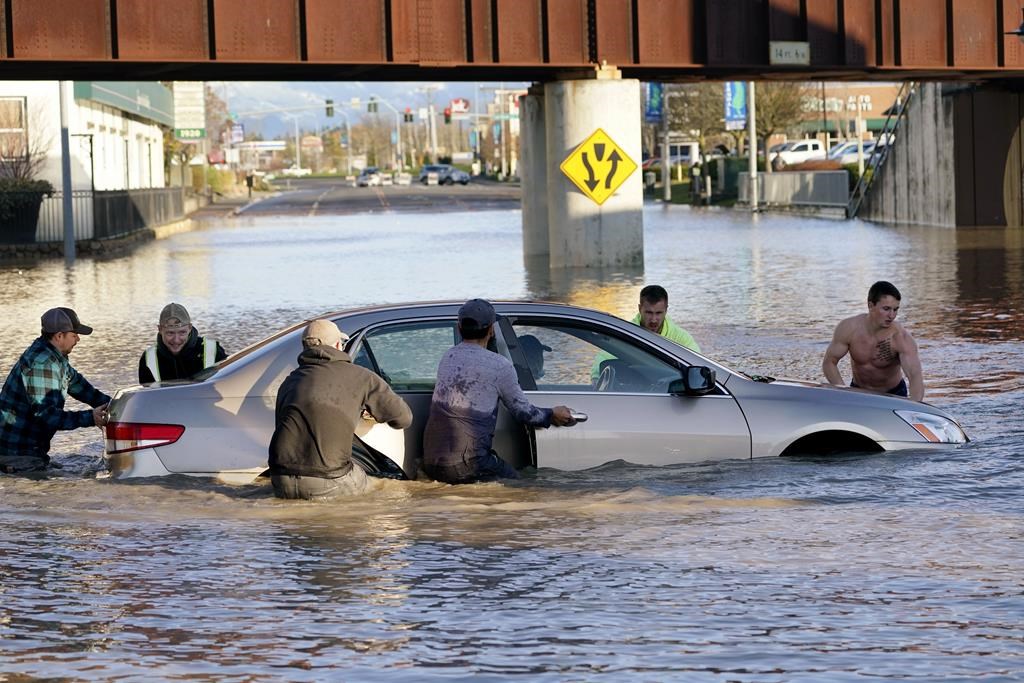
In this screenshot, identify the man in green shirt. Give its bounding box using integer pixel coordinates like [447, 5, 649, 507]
[632, 284, 700, 352]
[591, 285, 700, 383]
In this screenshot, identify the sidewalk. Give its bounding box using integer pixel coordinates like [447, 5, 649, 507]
[189, 192, 267, 218]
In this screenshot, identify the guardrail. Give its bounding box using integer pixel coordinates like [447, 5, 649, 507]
[739, 171, 850, 208]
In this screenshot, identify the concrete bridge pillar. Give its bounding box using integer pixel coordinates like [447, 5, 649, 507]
[520, 69, 644, 269]
[520, 86, 548, 259]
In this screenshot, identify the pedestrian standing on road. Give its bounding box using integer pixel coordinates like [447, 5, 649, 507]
[0, 307, 110, 474]
[422, 299, 577, 484]
[138, 303, 227, 384]
[268, 319, 412, 500]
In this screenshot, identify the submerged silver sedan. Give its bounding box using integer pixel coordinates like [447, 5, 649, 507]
[103, 301, 967, 483]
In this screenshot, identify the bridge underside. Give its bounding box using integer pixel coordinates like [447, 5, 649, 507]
[1, 0, 1024, 81]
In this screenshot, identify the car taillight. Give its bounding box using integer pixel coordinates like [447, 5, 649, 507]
[105, 422, 185, 454]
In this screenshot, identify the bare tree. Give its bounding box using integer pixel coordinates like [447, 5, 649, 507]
[754, 81, 809, 172]
[0, 98, 52, 181]
[205, 85, 231, 151]
[667, 83, 725, 198]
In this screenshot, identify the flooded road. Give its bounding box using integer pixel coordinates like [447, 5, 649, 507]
[2, 200, 1023, 680]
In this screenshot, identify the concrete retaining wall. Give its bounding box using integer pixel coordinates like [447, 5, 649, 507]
[861, 83, 957, 228]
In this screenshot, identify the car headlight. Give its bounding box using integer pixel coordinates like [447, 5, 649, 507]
[895, 410, 968, 444]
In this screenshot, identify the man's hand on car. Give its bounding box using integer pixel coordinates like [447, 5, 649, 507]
[551, 406, 578, 427]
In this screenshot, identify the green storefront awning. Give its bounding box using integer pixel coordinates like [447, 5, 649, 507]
[798, 117, 898, 134]
[74, 82, 174, 127]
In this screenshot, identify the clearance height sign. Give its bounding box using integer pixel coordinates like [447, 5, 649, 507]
[560, 129, 637, 205]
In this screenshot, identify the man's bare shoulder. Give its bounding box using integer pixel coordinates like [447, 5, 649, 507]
[890, 321, 918, 349]
[831, 314, 865, 340]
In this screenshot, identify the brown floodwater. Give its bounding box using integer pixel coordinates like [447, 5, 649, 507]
[1, 204, 1022, 680]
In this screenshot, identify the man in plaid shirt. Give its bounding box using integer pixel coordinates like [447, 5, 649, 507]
[0, 307, 110, 473]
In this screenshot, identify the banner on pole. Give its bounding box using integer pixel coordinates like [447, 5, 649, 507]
[644, 83, 664, 124]
[724, 82, 747, 131]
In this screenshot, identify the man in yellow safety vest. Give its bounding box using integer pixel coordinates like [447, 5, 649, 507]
[138, 303, 227, 384]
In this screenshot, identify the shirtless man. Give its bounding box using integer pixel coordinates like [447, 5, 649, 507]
[822, 281, 924, 401]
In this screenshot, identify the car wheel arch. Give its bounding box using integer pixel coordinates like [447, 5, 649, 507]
[778, 429, 884, 457]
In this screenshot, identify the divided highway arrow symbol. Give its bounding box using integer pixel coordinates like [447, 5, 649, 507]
[605, 150, 622, 189]
[581, 153, 599, 191]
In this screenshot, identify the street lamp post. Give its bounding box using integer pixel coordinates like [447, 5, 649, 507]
[369, 95, 403, 171]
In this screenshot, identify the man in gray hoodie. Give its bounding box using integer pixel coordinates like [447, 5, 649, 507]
[269, 319, 412, 500]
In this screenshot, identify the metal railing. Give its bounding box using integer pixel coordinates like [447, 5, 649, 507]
[35, 191, 95, 242]
[4, 187, 185, 244]
[739, 170, 850, 208]
[93, 188, 184, 239]
[846, 81, 917, 218]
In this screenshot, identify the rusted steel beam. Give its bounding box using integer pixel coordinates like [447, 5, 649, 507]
[117, 0, 208, 62]
[0, 0, 1020, 80]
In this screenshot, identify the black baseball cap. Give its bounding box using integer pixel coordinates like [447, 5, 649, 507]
[458, 298, 496, 332]
[41, 307, 93, 335]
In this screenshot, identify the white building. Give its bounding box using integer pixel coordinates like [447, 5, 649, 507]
[0, 81, 171, 191]
[0, 81, 173, 242]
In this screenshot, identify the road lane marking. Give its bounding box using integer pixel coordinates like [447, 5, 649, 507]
[308, 188, 333, 217]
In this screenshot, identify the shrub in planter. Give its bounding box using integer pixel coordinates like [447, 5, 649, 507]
[0, 177, 55, 243]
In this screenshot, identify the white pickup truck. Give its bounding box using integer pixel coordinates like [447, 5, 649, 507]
[773, 139, 826, 165]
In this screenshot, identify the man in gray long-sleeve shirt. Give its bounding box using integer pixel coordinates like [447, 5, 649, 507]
[269, 319, 412, 500]
[422, 299, 576, 484]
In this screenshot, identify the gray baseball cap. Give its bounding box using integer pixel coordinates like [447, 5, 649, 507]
[41, 307, 93, 335]
[159, 302, 191, 328]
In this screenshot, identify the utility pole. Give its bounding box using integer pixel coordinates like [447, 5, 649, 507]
[59, 81, 75, 263]
[662, 86, 671, 202]
[417, 85, 442, 163]
[747, 81, 758, 212]
[428, 104, 438, 163]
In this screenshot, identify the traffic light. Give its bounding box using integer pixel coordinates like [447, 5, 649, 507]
[325, 99, 334, 117]
[443, 107, 452, 124]
[403, 107, 413, 123]
[368, 99, 378, 113]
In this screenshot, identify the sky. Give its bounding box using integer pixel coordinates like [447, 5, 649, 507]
[217, 81, 528, 139]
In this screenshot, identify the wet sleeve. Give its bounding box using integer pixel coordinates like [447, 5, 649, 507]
[67, 367, 111, 408]
[25, 365, 94, 430]
[364, 374, 413, 429]
[496, 362, 552, 428]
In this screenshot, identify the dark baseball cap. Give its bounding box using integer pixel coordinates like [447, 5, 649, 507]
[458, 298, 496, 332]
[41, 307, 93, 335]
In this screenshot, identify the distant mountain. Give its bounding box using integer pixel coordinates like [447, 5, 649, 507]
[217, 81, 527, 140]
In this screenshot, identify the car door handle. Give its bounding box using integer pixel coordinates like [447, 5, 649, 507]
[569, 410, 589, 423]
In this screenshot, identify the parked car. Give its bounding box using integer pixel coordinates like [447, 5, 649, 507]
[772, 139, 827, 165]
[640, 154, 698, 171]
[418, 164, 470, 185]
[356, 167, 382, 187]
[827, 140, 877, 165]
[280, 166, 312, 177]
[103, 302, 967, 483]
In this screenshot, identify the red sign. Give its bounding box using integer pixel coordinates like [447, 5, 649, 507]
[450, 97, 470, 114]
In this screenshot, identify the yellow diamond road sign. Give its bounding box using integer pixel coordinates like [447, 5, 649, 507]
[559, 128, 638, 205]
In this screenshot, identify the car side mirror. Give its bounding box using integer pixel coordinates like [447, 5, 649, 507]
[669, 366, 716, 396]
